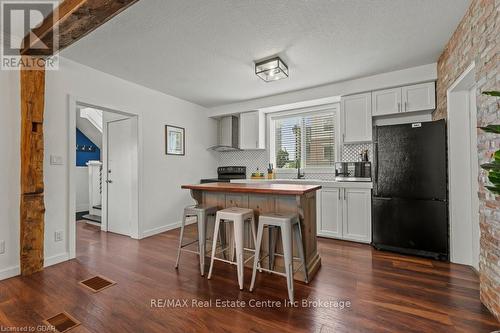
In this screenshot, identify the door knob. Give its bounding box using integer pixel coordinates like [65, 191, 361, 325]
[106, 180, 113, 183]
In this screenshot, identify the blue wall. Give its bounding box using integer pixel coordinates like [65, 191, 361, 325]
[76, 129, 101, 166]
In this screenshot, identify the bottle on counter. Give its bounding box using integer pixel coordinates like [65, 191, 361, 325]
[251, 167, 265, 179]
[267, 163, 275, 179]
[363, 149, 369, 162]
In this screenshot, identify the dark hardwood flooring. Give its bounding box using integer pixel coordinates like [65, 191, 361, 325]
[0, 221, 498, 332]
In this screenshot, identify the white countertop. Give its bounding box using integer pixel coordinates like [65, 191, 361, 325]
[231, 178, 373, 189]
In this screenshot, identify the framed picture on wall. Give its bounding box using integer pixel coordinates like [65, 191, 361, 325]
[165, 125, 185, 156]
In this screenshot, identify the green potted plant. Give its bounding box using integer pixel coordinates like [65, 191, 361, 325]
[479, 91, 500, 195]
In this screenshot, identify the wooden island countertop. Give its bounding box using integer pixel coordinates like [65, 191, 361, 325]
[181, 182, 321, 195]
[181, 182, 322, 282]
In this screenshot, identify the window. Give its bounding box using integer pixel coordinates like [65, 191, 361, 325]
[271, 107, 337, 170]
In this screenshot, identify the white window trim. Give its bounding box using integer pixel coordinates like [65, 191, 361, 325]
[268, 103, 341, 173]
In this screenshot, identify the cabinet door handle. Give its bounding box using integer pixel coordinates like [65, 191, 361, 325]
[397, 102, 400, 113]
[404, 101, 408, 112]
[338, 189, 341, 200]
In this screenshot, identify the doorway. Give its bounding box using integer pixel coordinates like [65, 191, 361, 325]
[69, 99, 140, 259]
[447, 63, 480, 270]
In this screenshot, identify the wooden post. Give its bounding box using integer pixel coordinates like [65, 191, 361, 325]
[20, 57, 46, 275]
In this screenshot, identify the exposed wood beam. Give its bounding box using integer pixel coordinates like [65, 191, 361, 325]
[21, 0, 140, 56]
[19, 0, 140, 275]
[20, 57, 45, 275]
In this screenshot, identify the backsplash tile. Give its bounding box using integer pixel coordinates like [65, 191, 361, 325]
[342, 143, 373, 162]
[219, 150, 268, 178]
[218, 143, 372, 180]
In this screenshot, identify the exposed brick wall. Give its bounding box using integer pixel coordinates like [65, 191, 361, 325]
[435, 0, 499, 319]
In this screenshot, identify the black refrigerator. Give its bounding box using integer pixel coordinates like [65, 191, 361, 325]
[372, 120, 449, 261]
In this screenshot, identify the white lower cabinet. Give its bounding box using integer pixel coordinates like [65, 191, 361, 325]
[342, 188, 372, 243]
[317, 187, 372, 244]
[317, 188, 343, 238]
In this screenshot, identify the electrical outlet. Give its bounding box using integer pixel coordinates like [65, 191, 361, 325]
[54, 231, 63, 242]
[0, 240, 5, 254]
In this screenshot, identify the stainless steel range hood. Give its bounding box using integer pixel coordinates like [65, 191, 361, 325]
[208, 116, 241, 152]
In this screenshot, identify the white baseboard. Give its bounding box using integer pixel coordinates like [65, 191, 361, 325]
[0, 265, 20, 281]
[0, 253, 70, 281]
[141, 222, 181, 239]
[141, 218, 196, 239]
[44, 252, 70, 267]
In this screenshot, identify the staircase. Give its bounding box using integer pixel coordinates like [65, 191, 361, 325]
[82, 205, 101, 224]
[82, 161, 102, 226]
[77, 108, 103, 149]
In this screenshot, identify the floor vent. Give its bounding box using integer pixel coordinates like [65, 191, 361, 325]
[43, 312, 80, 332]
[79, 275, 116, 293]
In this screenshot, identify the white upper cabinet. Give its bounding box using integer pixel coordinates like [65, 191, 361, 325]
[372, 87, 402, 116]
[372, 82, 435, 116]
[239, 111, 265, 150]
[402, 82, 436, 112]
[341, 92, 372, 143]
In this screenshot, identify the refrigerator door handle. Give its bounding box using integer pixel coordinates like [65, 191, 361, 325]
[373, 140, 379, 196]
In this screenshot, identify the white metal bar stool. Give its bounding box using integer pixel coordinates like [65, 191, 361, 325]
[207, 207, 257, 290]
[175, 204, 221, 276]
[250, 213, 308, 302]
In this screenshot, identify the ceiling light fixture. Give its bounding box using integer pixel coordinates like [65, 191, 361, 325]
[255, 56, 288, 82]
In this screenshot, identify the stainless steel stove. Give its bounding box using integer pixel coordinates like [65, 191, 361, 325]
[200, 166, 246, 183]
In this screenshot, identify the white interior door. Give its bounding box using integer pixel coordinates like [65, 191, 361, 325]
[107, 118, 132, 236]
[448, 64, 478, 266]
[469, 85, 480, 271]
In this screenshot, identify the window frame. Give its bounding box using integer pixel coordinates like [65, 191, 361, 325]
[269, 103, 341, 174]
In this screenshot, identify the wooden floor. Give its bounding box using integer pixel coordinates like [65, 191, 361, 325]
[0, 222, 498, 333]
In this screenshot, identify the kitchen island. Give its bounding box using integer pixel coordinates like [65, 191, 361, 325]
[181, 182, 322, 282]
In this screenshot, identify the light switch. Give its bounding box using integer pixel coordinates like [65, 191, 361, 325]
[50, 155, 63, 165]
[54, 231, 63, 242]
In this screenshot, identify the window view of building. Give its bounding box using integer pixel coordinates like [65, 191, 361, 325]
[274, 112, 335, 168]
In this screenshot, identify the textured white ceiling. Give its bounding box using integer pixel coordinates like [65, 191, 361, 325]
[61, 0, 470, 108]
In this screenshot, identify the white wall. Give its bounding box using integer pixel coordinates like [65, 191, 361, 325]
[0, 57, 219, 279]
[0, 70, 20, 280]
[209, 63, 437, 117]
[75, 167, 89, 212]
